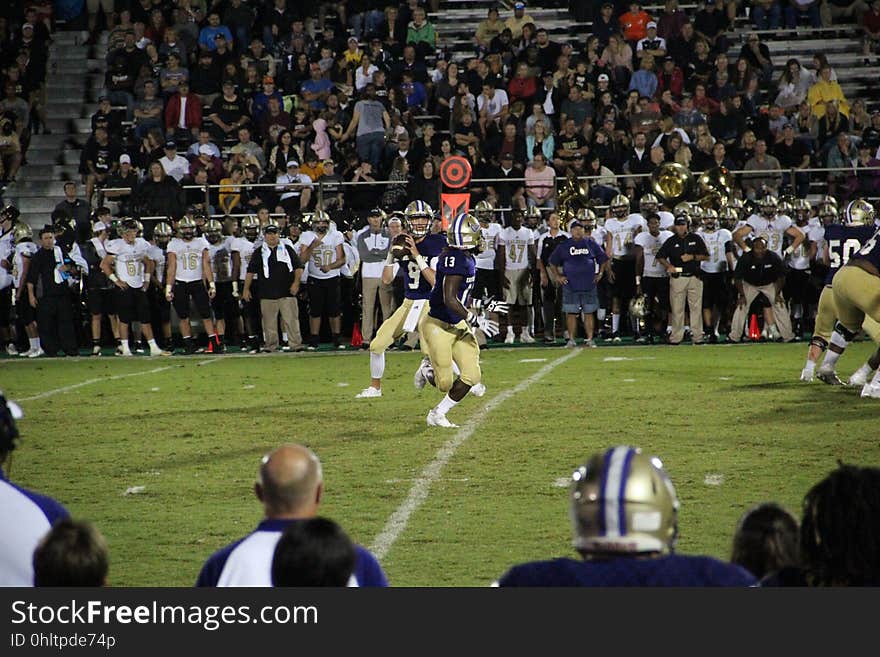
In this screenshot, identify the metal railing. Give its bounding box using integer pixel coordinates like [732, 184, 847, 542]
[95, 163, 880, 223]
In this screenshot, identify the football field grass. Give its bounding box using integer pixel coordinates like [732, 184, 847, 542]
[2, 340, 878, 586]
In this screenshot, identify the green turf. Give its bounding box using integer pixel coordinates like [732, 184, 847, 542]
[2, 341, 878, 586]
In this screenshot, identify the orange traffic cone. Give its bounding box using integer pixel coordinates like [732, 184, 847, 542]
[748, 314, 761, 341]
[351, 322, 363, 348]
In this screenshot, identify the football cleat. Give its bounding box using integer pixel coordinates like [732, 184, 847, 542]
[27, 347, 44, 358]
[571, 446, 679, 556]
[426, 409, 458, 428]
[566, 339, 577, 348]
[799, 367, 814, 382]
[414, 357, 431, 390]
[816, 366, 844, 386]
[520, 332, 536, 344]
[504, 332, 515, 345]
[92, 345, 101, 356]
[355, 386, 382, 399]
[6, 344, 18, 356]
[848, 367, 874, 387]
[860, 383, 880, 398]
[470, 382, 486, 397]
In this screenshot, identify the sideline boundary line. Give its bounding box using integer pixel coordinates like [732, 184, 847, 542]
[369, 348, 583, 561]
[18, 366, 175, 402]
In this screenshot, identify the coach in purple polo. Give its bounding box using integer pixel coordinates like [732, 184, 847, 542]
[549, 219, 609, 347]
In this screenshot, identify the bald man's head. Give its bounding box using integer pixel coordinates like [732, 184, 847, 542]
[256, 444, 323, 518]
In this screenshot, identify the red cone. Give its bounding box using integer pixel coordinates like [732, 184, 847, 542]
[351, 322, 363, 348]
[748, 314, 760, 341]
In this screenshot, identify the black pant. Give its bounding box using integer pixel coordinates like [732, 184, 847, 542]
[36, 294, 77, 356]
[542, 282, 563, 338]
[475, 268, 499, 302]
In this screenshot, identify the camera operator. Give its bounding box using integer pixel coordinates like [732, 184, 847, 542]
[25, 227, 83, 356]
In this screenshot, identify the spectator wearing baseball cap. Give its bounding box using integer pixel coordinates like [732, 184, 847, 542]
[620, 1, 652, 43]
[636, 20, 667, 63]
[188, 142, 226, 185]
[159, 140, 190, 183]
[251, 75, 284, 126]
[504, 1, 534, 38]
[104, 155, 138, 216]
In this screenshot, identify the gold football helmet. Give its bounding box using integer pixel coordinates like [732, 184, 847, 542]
[819, 202, 839, 225]
[404, 200, 434, 239]
[473, 200, 494, 225]
[702, 207, 719, 230]
[639, 193, 659, 215]
[12, 223, 32, 244]
[628, 295, 648, 319]
[610, 194, 629, 219]
[844, 199, 875, 226]
[178, 215, 197, 238]
[718, 206, 738, 230]
[793, 198, 812, 225]
[153, 221, 173, 244]
[241, 215, 260, 239]
[576, 207, 597, 230]
[447, 212, 483, 252]
[205, 219, 223, 243]
[570, 446, 679, 556]
[758, 194, 778, 217]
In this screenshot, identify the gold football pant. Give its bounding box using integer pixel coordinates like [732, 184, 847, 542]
[419, 315, 482, 392]
[831, 266, 880, 339]
[369, 298, 430, 355]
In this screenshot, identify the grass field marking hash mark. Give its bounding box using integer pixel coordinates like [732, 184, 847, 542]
[18, 365, 175, 402]
[369, 348, 584, 561]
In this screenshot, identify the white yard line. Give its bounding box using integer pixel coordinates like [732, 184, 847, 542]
[18, 366, 175, 402]
[195, 356, 224, 366]
[369, 348, 583, 561]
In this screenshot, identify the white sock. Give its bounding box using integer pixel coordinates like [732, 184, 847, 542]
[803, 360, 816, 374]
[507, 325, 514, 335]
[434, 394, 458, 416]
[148, 339, 160, 351]
[597, 308, 606, 322]
[29, 337, 39, 350]
[282, 331, 288, 342]
[821, 333, 848, 368]
[612, 314, 620, 333]
[526, 307, 534, 334]
[121, 342, 132, 354]
[793, 304, 803, 320]
[370, 351, 385, 379]
[452, 361, 460, 376]
[854, 363, 873, 380]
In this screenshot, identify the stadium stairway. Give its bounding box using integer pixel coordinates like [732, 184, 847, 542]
[4, 29, 98, 230]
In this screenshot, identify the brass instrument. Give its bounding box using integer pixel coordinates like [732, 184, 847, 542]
[651, 163, 732, 212]
[650, 162, 693, 206]
[694, 166, 732, 209]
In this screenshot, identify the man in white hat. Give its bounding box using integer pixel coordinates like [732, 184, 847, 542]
[637, 20, 667, 62]
[275, 160, 313, 213]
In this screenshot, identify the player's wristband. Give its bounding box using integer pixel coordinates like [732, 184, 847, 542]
[209, 281, 216, 290]
[635, 275, 641, 285]
[165, 285, 172, 295]
[415, 255, 428, 271]
[743, 246, 752, 253]
[784, 246, 794, 256]
[384, 251, 395, 266]
[109, 274, 119, 283]
[232, 281, 239, 295]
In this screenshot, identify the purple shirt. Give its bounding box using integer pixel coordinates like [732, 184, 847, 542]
[549, 237, 608, 291]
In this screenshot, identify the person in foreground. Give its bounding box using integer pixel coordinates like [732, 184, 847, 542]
[418, 213, 507, 428]
[271, 517, 356, 587]
[495, 445, 757, 586]
[761, 462, 880, 586]
[196, 444, 387, 587]
[0, 391, 69, 586]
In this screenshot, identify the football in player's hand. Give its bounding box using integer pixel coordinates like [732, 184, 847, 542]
[391, 234, 411, 261]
